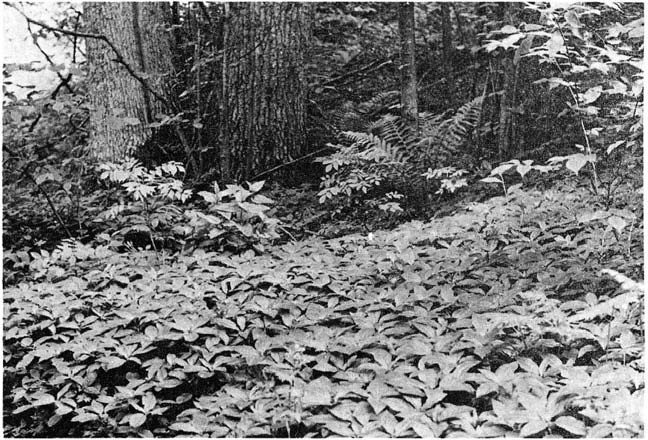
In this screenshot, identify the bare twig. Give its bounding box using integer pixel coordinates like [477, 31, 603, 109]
[250, 146, 335, 181]
[6, 3, 174, 110]
[316, 60, 392, 88]
[28, 73, 73, 132]
[26, 20, 73, 94]
[3, 144, 74, 239]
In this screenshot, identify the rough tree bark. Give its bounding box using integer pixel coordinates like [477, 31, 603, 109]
[85, 2, 174, 162]
[398, 2, 418, 131]
[218, 2, 309, 182]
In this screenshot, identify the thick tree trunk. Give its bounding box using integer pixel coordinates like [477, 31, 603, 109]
[398, 2, 418, 131]
[218, 2, 309, 182]
[85, 2, 174, 162]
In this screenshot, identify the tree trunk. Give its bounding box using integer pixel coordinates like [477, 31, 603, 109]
[398, 2, 418, 130]
[218, 2, 309, 182]
[497, 3, 522, 160]
[498, 57, 520, 160]
[440, 3, 454, 107]
[85, 2, 174, 162]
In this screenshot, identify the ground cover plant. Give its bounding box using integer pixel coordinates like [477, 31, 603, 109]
[3, 1, 644, 438]
[4, 181, 643, 437]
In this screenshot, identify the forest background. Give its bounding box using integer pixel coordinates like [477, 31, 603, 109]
[2, 2, 645, 438]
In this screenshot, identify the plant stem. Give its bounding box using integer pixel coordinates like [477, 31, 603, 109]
[143, 199, 160, 262]
[555, 21, 599, 192]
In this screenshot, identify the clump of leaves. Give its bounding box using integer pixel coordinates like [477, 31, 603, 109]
[97, 160, 281, 256]
[97, 160, 191, 257]
[3, 83, 92, 251]
[185, 180, 281, 253]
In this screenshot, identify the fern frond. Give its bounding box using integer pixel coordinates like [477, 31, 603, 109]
[369, 115, 417, 151]
[446, 96, 483, 139]
[357, 90, 400, 116]
[341, 131, 407, 164]
[418, 97, 483, 152]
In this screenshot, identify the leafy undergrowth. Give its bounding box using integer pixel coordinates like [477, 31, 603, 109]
[3, 185, 643, 437]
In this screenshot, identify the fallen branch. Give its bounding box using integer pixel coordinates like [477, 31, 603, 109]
[316, 60, 392, 89]
[250, 146, 335, 181]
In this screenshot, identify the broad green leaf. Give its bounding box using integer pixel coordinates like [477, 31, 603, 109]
[491, 162, 517, 175]
[515, 160, 534, 178]
[71, 412, 99, 423]
[588, 423, 613, 437]
[302, 377, 334, 407]
[581, 86, 602, 105]
[33, 393, 56, 407]
[329, 403, 355, 422]
[169, 422, 203, 434]
[565, 153, 595, 174]
[619, 330, 636, 350]
[129, 413, 147, 428]
[247, 180, 265, 193]
[198, 191, 219, 204]
[323, 421, 355, 437]
[519, 419, 548, 437]
[554, 416, 586, 436]
[590, 61, 610, 74]
[607, 215, 627, 233]
[517, 358, 540, 375]
[499, 25, 519, 34]
[142, 393, 156, 413]
[546, 32, 564, 58]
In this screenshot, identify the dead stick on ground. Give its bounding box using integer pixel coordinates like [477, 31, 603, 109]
[250, 146, 335, 181]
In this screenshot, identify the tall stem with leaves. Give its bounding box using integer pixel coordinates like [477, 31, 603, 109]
[554, 20, 599, 192]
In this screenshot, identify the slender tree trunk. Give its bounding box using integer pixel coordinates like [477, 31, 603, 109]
[498, 57, 520, 160]
[398, 2, 418, 130]
[85, 2, 174, 162]
[218, 2, 309, 182]
[497, 3, 522, 160]
[440, 3, 453, 107]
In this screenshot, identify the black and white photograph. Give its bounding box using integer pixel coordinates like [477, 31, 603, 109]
[2, 1, 644, 437]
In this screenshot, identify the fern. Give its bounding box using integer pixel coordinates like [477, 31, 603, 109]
[419, 97, 483, 150]
[340, 131, 408, 164]
[356, 90, 400, 117]
[320, 94, 484, 210]
[330, 91, 399, 132]
[368, 115, 418, 151]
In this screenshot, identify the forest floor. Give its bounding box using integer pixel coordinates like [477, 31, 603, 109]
[3, 181, 644, 437]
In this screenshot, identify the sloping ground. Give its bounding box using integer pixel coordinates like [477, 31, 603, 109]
[4, 186, 643, 437]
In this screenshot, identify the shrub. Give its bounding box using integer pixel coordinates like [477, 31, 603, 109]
[97, 160, 280, 256]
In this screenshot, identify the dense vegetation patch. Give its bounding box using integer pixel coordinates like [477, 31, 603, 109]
[4, 183, 643, 437]
[3, 2, 643, 438]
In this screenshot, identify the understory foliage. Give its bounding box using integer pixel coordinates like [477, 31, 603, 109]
[2, 2, 644, 439]
[318, 97, 483, 214]
[480, 2, 643, 203]
[4, 184, 643, 437]
[96, 160, 280, 257]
